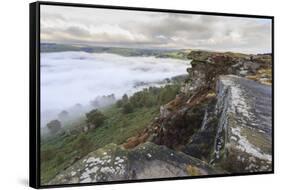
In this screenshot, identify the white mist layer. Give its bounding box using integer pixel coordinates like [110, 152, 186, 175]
[41, 51, 191, 127]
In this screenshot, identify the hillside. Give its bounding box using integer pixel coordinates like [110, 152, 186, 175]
[40, 43, 190, 59]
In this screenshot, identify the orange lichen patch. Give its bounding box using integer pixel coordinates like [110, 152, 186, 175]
[165, 94, 186, 112]
[186, 90, 215, 107]
[206, 92, 216, 98]
[122, 132, 150, 149]
[123, 137, 139, 149]
[186, 165, 202, 176]
[138, 132, 149, 143]
[246, 68, 272, 85]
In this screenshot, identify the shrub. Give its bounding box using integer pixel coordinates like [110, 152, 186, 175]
[54, 152, 64, 165]
[122, 102, 134, 114]
[86, 109, 106, 128]
[58, 110, 69, 120]
[41, 148, 55, 163]
[116, 84, 181, 112]
[46, 120, 62, 135]
[73, 134, 91, 152]
[122, 94, 129, 103]
[116, 99, 123, 107]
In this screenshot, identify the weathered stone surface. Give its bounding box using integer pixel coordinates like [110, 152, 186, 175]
[49, 142, 221, 185]
[181, 98, 219, 162]
[212, 75, 272, 172]
[184, 50, 272, 92]
[171, 74, 272, 173]
[151, 102, 207, 149]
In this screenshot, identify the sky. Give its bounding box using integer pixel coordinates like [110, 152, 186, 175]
[41, 5, 272, 54]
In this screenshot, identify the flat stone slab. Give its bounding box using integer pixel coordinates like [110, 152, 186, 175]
[48, 142, 221, 185]
[214, 75, 272, 172]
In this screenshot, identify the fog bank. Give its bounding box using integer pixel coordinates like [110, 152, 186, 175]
[41, 51, 191, 127]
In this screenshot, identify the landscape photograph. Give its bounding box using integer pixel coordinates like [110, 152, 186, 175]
[40, 4, 272, 185]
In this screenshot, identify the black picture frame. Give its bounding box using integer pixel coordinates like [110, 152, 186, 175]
[30, 1, 274, 189]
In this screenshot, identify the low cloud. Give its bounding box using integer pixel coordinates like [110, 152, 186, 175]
[41, 51, 190, 126]
[41, 5, 272, 53]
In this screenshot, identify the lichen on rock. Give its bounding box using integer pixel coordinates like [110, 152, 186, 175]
[49, 142, 221, 185]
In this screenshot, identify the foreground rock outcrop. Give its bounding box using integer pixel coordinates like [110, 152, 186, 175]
[49, 142, 221, 185]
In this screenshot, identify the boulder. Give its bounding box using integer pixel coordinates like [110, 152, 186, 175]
[48, 142, 221, 185]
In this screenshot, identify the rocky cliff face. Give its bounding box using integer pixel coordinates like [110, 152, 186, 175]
[145, 51, 272, 172]
[152, 75, 272, 173]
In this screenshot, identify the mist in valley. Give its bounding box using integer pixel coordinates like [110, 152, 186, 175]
[40, 51, 191, 129]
